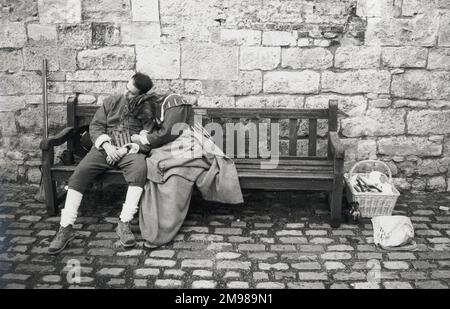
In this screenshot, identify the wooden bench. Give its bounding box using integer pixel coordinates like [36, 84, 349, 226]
[40, 95, 345, 227]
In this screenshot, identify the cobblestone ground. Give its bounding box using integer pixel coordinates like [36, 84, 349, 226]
[0, 184, 449, 289]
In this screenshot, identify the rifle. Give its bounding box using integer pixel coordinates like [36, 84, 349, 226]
[34, 59, 48, 202]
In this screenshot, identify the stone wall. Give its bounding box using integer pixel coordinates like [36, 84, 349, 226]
[0, 0, 449, 192]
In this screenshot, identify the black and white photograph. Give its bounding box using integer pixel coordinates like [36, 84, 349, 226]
[0, 0, 449, 294]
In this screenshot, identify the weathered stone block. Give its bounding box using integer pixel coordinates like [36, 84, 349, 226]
[136, 44, 180, 79]
[322, 70, 390, 94]
[282, 48, 332, 69]
[121, 23, 161, 45]
[262, 31, 297, 46]
[23, 44, 59, 71]
[342, 139, 377, 161]
[27, 24, 57, 41]
[51, 81, 126, 94]
[66, 70, 134, 82]
[438, 0, 450, 9]
[341, 108, 405, 137]
[427, 176, 447, 192]
[393, 178, 412, 192]
[398, 160, 420, 177]
[197, 96, 235, 108]
[444, 138, 450, 156]
[92, 23, 120, 46]
[48, 71, 66, 82]
[82, 0, 131, 22]
[58, 24, 92, 49]
[0, 72, 41, 95]
[303, 0, 355, 24]
[258, 0, 305, 24]
[429, 100, 450, 108]
[378, 136, 443, 156]
[77, 47, 135, 70]
[305, 95, 366, 117]
[393, 100, 427, 108]
[408, 110, 450, 134]
[220, 29, 261, 46]
[428, 48, 450, 70]
[439, 11, 450, 46]
[236, 95, 304, 109]
[297, 38, 312, 47]
[0, 0, 39, 23]
[198, 71, 262, 96]
[240, 47, 280, 70]
[402, 0, 438, 16]
[159, 0, 219, 42]
[392, 71, 450, 100]
[26, 167, 41, 183]
[0, 50, 23, 72]
[264, 71, 320, 94]
[151, 80, 184, 94]
[132, 0, 159, 22]
[369, 99, 391, 108]
[382, 47, 427, 68]
[356, 0, 401, 17]
[38, 0, 81, 23]
[0, 112, 17, 137]
[17, 106, 66, 132]
[335, 46, 381, 69]
[181, 44, 238, 80]
[416, 159, 450, 176]
[0, 159, 19, 182]
[0, 22, 27, 48]
[58, 48, 77, 71]
[366, 14, 439, 46]
[0, 96, 26, 112]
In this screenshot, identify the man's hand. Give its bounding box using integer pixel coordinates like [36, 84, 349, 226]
[131, 134, 140, 143]
[103, 143, 127, 165]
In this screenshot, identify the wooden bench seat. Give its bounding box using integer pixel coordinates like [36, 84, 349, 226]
[40, 95, 345, 227]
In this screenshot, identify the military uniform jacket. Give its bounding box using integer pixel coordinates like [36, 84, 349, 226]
[89, 94, 154, 154]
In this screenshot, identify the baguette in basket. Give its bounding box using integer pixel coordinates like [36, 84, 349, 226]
[349, 171, 393, 194]
[344, 160, 400, 218]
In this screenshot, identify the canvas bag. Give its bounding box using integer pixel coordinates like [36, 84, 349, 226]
[372, 216, 415, 248]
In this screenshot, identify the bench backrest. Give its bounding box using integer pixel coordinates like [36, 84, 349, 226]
[67, 95, 338, 159]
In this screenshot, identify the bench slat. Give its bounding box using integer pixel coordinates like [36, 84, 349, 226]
[236, 165, 333, 172]
[289, 119, 297, 156]
[77, 106, 331, 120]
[194, 108, 329, 119]
[51, 164, 333, 175]
[239, 178, 334, 191]
[232, 117, 239, 158]
[233, 158, 332, 166]
[308, 119, 317, 156]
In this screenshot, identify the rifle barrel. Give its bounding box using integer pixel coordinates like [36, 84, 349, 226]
[42, 59, 48, 139]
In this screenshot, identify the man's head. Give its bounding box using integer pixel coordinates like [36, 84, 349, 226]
[125, 72, 153, 101]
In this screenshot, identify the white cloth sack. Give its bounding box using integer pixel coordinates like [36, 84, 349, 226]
[372, 216, 414, 248]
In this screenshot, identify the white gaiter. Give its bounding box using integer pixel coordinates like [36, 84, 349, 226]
[119, 186, 143, 223]
[60, 189, 83, 227]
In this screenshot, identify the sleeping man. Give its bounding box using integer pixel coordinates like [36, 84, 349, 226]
[48, 73, 155, 254]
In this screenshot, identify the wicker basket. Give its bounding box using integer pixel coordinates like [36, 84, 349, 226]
[344, 160, 400, 218]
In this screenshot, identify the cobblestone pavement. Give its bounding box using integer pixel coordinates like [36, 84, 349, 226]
[0, 184, 449, 289]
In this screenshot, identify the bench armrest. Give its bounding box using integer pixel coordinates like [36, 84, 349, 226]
[328, 131, 344, 160]
[40, 127, 76, 150]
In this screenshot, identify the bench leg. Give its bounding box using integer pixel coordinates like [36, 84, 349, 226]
[42, 148, 59, 216]
[330, 185, 343, 228]
[43, 176, 58, 216]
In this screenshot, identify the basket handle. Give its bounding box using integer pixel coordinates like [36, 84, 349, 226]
[349, 160, 393, 184]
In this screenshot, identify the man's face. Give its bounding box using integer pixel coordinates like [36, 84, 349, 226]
[124, 79, 140, 101]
